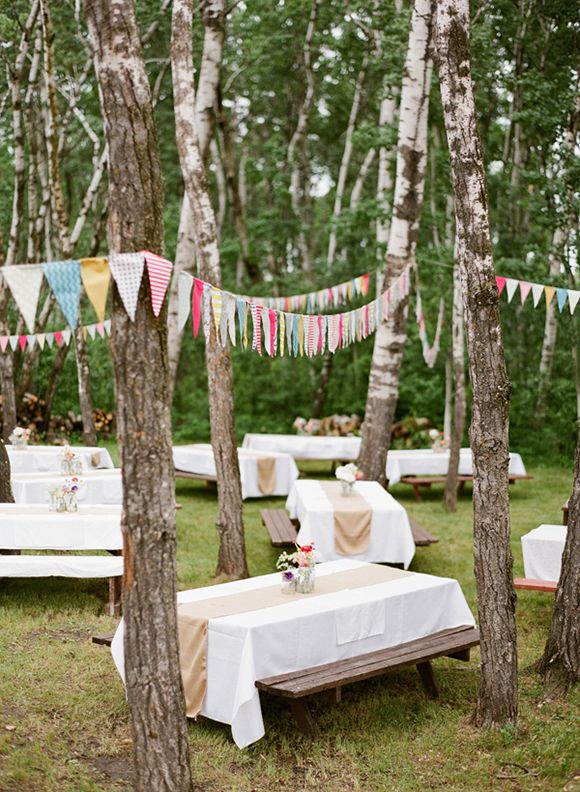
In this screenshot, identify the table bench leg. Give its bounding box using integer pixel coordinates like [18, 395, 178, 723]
[322, 686, 342, 705]
[108, 576, 122, 617]
[290, 699, 316, 736]
[412, 484, 422, 502]
[416, 661, 440, 699]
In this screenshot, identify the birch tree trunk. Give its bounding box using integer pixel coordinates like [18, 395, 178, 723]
[0, 286, 17, 442]
[358, 0, 433, 484]
[167, 0, 227, 393]
[85, 1, 193, 789]
[74, 321, 97, 445]
[537, 429, 580, 695]
[444, 255, 466, 512]
[172, 0, 248, 579]
[434, 0, 517, 727]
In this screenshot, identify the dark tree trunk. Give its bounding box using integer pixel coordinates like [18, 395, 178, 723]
[84, 0, 193, 789]
[172, 0, 248, 579]
[444, 258, 466, 512]
[0, 439, 14, 503]
[0, 287, 17, 442]
[434, 0, 517, 727]
[312, 351, 333, 419]
[73, 321, 97, 446]
[43, 342, 70, 432]
[537, 430, 580, 695]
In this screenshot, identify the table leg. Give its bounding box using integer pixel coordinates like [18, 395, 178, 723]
[416, 661, 440, 699]
[290, 699, 316, 735]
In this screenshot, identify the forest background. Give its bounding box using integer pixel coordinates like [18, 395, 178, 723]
[0, 0, 578, 461]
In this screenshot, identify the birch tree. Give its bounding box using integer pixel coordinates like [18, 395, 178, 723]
[357, 0, 433, 484]
[434, 0, 517, 726]
[172, 0, 248, 579]
[84, 0, 194, 787]
[444, 251, 466, 512]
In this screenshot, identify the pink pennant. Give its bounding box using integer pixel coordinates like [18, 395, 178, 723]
[0, 336, 8, 353]
[18, 335, 27, 351]
[362, 273, 371, 295]
[317, 315, 323, 353]
[54, 331, 63, 347]
[496, 276, 506, 296]
[519, 281, 532, 304]
[268, 309, 276, 356]
[192, 278, 204, 337]
[96, 322, 105, 338]
[142, 250, 173, 317]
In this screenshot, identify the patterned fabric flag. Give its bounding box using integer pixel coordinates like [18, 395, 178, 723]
[250, 302, 263, 354]
[202, 283, 212, 343]
[279, 311, 285, 357]
[227, 295, 236, 345]
[1, 264, 44, 333]
[236, 298, 246, 345]
[192, 278, 204, 337]
[142, 250, 173, 317]
[519, 281, 532, 304]
[211, 288, 222, 337]
[178, 273, 193, 331]
[262, 309, 271, 355]
[531, 283, 544, 307]
[43, 260, 82, 328]
[292, 314, 299, 356]
[556, 288, 568, 312]
[268, 309, 277, 356]
[107, 253, 145, 321]
[298, 315, 304, 356]
[568, 290, 580, 315]
[80, 258, 110, 322]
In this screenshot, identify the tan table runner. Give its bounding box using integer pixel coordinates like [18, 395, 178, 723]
[320, 481, 373, 555]
[256, 456, 276, 495]
[178, 563, 411, 718]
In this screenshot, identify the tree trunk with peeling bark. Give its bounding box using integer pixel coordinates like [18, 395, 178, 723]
[444, 256, 466, 512]
[167, 0, 226, 394]
[85, 0, 194, 789]
[434, 0, 517, 727]
[358, 0, 433, 485]
[74, 322, 97, 446]
[0, 440, 14, 503]
[536, 429, 580, 695]
[172, 0, 248, 580]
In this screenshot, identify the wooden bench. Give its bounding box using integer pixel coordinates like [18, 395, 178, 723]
[562, 498, 569, 525]
[92, 629, 116, 647]
[261, 509, 438, 549]
[400, 474, 533, 502]
[514, 577, 557, 593]
[174, 469, 217, 485]
[0, 555, 123, 616]
[256, 624, 480, 735]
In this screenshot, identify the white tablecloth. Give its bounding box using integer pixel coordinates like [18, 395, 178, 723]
[173, 444, 299, 500]
[111, 560, 475, 748]
[521, 524, 567, 582]
[6, 444, 114, 473]
[242, 433, 361, 461]
[286, 480, 415, 567]
[11, 469, 123, 505]
[385, 448, 528, 485]
[0, 504, 122, 550]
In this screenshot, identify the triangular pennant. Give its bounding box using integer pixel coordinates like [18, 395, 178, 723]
[495, 276, 506, 296]
[505, 278, 519, 303]
[556, 288, 568, 312]
[87, 324, 97, 340]
[43, 260, 82, 327]
[0, 336, 9, 353]
[9, 336, 18, 351]
[95, 322, 105, 338]
[26, 335, 36, 349]
[62, 329, 72, 345]
[80, 258, 111, 322]
[178, 273, 193, 331]
[45, 333, 55, 348]
[202, 283, 212, 343]
[142, 250, 173, 317]
[220, 293, 230, 347]
[103, 319, 112, 335]
[531, 283, 544, 307]
[18, 335, 27, 351]
[568, 290, 580, 315]
[210, 288, 222, 338]
[519, 281, 532, 304]
[54, 331, 63, 347]
[1, 264, 44, 333]
[36, 333, 45, 350]
[544, 285, 556, 306]
[227, 295, 236, 346]
[107, 253, 145, 321]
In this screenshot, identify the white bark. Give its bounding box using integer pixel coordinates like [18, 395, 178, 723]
[539, 225, 567, 376]
[349, 148, 376, 209]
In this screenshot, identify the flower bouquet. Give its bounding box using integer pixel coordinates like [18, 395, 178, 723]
[428, 429, 448, 453]
[335, 462, 362, 496]
[9, 426, 31, 449]
[276, 543, 316, 594]
[58, 476, 84, 512]
[60, 445, 82, 475]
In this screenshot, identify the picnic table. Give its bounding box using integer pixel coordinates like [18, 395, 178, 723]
[11, 469, 123, 505]
[173, 444, 299, 499]
[242, 433, 360, 461]
[285, 480, 416, 567]
[521, 524, 566, 583]
[110, 559, 476, 747]
[6, 444, 114, 474]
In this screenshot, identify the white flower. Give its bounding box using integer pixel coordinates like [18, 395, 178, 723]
[428, 428, 440, 440]
[335, 463, 358, 484]
[12, 427, 24, 437]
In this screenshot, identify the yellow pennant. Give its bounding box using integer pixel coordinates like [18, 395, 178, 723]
[544, 286, 556, 306]
[279, 312, 285, 357]
[80, 258, 110, 322]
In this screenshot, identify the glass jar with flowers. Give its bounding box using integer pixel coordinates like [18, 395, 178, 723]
[429, 429, 448, 453]
[60, 446, 78, 475]
[335, 463, 362, 496]
[277, 544, 316, 594]
[60, 476, 84, 512]
[9, 426, 31, 449]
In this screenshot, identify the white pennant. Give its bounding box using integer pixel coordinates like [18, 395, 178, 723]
[62, 329, 72, 345]
[36, 333, 45, 349]
[1, 264, 44, 334]
[531, 283, 544, 307]
[178, 272, 193, 331]
[46, 333, 55, 348]
[87, 324, 97, 340]
[568, 290, 580, 315]
[9, 336, 18, 351]
[103, 319, 112, 335]
[107, 253, 145, 321]
[505, 278, 519, 303]
[27, 335, 36, 349]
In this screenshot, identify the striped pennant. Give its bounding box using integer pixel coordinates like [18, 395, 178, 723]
[142, 250, 173, 317]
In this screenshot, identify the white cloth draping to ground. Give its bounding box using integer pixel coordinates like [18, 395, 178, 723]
[242, 433, 361, 461]
[173, 444, 299, 500]
[384, 448, 528, 485]
[521, 524, 567, 582]
[111, 559, 475, 748]
[0, 554, 123, 578]
[0, 504, 122, 550]
[6, 444, 114, 474]
[10, 469, 123, 505]
[286, 480, 416, 567]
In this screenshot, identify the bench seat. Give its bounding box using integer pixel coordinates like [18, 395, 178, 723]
[175, 469, 217, 484]
[514, 577, 557, 593]
[256, 624, 479, 735]
[400, 474, 533, 502]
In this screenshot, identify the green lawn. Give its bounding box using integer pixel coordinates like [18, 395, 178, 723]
[0, 461, 578, 791]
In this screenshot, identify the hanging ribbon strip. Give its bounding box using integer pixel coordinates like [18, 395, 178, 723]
[416, 294, 445, 368]
[179, 267, 412, 358]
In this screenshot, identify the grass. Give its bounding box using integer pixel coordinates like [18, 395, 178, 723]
[0, 458, 578, 791]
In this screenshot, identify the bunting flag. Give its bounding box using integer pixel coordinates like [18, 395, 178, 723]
[0, 319, 110, 354]
[43, 260, 82, 328]
[247, 270, 372, 313]
[142, 250, 173, 317]
[107, 253, 145, 321]
[178, 272, 193, 331]
[416, 294, 445, 368]
[80, 258, 110, 322]
[1, 264, 44, 333]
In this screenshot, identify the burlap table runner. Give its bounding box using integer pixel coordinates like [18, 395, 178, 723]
[178, 563, 411, 717]
[320, 481, 373, 555]
[256, 456, 276, 495]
